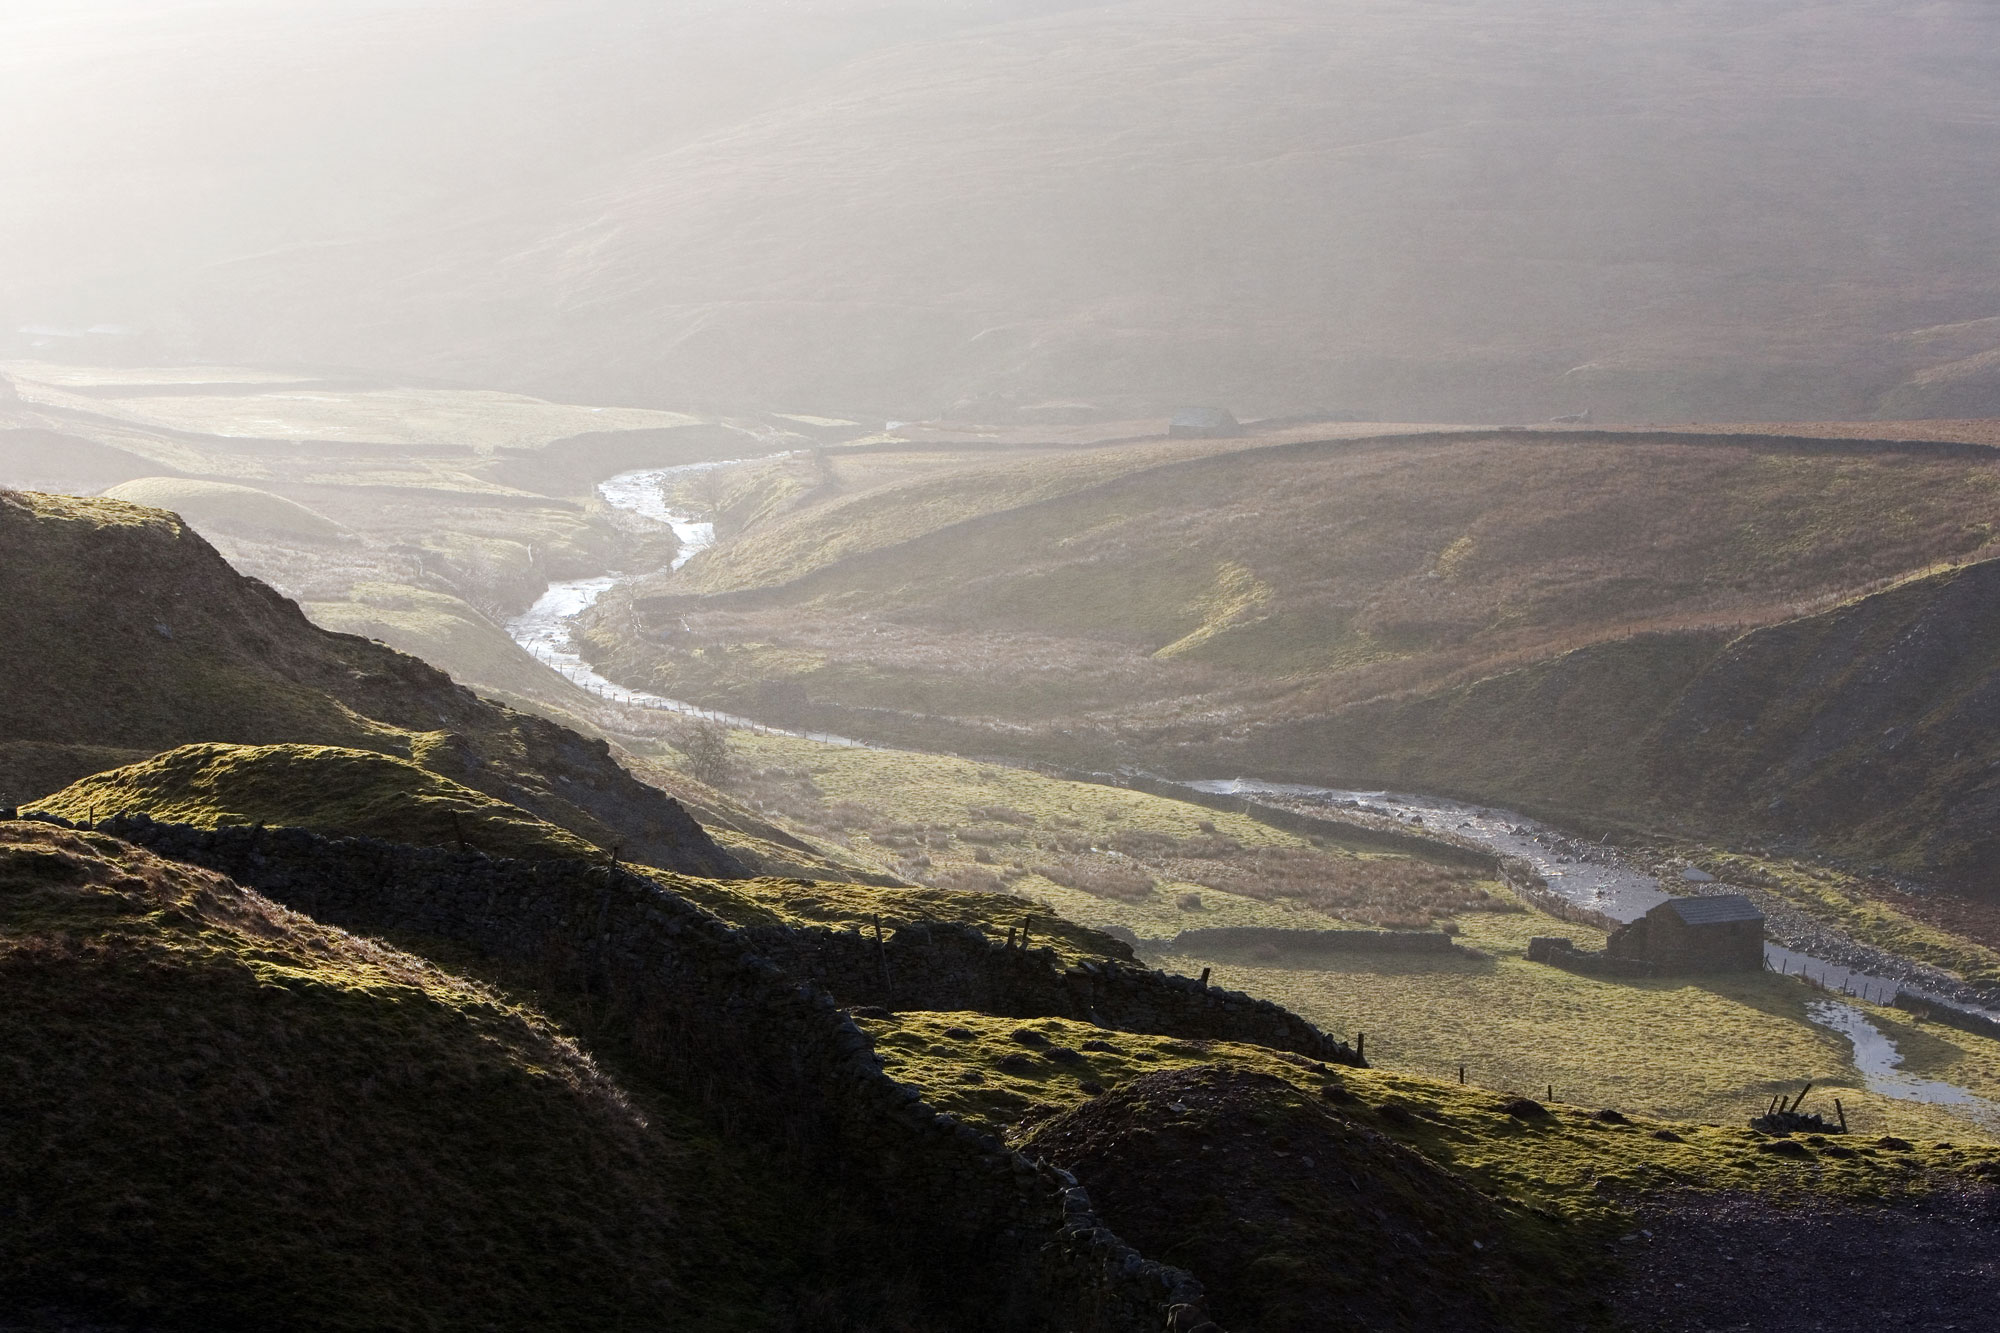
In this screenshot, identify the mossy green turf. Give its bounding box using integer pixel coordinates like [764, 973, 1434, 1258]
[725, 731, 1432, 935]
[27, 743, 602, 862]
[25, 740, 1135, 966]
[0, 821, 794, 1331]
[863, 1010, 2000, 1230]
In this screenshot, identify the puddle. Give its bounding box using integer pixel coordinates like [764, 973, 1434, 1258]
[1807, 999, 1998, 1123]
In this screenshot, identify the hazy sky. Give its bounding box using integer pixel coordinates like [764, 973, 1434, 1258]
[7, 1, 1998, 420]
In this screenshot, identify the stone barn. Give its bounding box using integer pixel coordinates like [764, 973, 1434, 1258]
[1168, 407, 1240, 438]
[1607, 894, 1765, 973]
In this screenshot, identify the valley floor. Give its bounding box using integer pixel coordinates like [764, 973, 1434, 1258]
[700, 731, 2000, 1145]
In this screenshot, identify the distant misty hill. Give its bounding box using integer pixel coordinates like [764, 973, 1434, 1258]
[7, 0, 2000, 422]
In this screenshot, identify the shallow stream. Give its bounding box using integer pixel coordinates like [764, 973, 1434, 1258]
[1807, 999, 1999, 1126]
[505, 459, 864, 744]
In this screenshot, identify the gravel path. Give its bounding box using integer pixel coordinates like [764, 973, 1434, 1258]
[1612, 1183, 2000, 1332]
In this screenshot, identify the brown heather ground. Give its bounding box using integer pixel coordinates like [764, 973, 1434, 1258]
[583, 429, 2000, 762]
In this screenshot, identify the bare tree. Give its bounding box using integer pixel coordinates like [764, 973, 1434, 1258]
[671, 716, 732, 786]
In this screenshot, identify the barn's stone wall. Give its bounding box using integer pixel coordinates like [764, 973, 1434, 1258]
[1608, 905, 1764, 973]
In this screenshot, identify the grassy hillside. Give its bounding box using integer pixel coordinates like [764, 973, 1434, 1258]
[1233, 556, 2000, 887]
[688, 730, 2000, 1141]
[0, 820, 793, 1330]
[0, 490, 736, 878]
[585, 430, 2000, 763]
[26, 744, 602, 862]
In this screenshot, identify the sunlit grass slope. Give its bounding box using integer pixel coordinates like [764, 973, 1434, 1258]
[0, 820, 780, 1330]
[27, 743, 600, 862]
[862, 1010, 2000, 1226]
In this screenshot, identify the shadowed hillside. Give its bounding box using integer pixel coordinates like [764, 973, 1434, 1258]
[1241, 556, 2000, 888]
[0, 822, 785, 1330]
[0, 490, 736, 877]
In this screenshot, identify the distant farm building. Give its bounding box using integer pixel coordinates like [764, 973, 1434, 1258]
[1607, 894, 1765, 973]
[1168, 407, 1240, 438]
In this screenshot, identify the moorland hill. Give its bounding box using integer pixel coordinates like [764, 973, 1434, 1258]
[0, 489, 735, 877]
[12, 450, 2000, 1328]
[1258, 554, 2000, 886]
[578, 428, 2000, 883]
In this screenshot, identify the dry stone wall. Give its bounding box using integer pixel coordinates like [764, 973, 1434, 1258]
[1150, 925, 1467, 956]
[747, 920, 1363, 1064]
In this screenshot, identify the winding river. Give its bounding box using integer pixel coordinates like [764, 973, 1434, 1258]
[505, 459, 865, 745]
[512, 458, 2000, 1121]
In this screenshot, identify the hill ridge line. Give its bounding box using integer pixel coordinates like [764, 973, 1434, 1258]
[647, 426, 2000, 610]
[11, 809, 1371, 1328]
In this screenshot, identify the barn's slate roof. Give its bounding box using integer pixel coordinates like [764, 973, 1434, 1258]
[1653, 894, 1763, 926]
